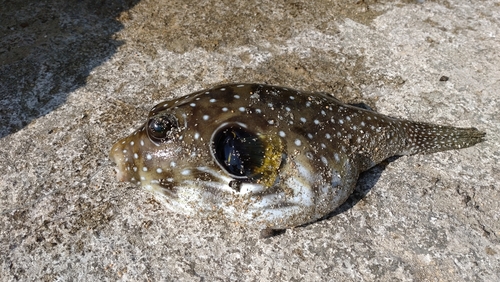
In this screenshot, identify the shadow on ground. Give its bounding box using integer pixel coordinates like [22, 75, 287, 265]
[0, 0, 141, 138]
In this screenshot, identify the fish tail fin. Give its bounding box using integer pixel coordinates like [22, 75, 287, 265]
[398, 121, 486, 155]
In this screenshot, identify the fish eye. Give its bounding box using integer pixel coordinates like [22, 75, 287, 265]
[147, 114, 178, 143]
[211, 126, 265, 179]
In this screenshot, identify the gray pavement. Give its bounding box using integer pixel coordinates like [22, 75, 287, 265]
[1, 0, 499, 280]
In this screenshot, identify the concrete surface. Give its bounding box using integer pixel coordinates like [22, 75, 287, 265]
[1, 0, 499, 280]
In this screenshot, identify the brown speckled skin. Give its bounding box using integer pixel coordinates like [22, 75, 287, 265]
[110, 84, 485, 231]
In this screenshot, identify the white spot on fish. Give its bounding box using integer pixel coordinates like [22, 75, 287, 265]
[334, 153, 340, 162]
[321, 156, 328, 165]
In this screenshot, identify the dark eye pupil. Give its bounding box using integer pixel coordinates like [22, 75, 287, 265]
[147, 114, 178, 143]
[212, 126, 264, 179]
[151, 119, 168, 133]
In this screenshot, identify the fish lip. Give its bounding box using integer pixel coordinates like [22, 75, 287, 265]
[108, 157, 121, 181]
[111, 164, 127, 182]
[109, 141, 131, 182]
[109, 154, 125, 182]
[112, 169, 122, 182]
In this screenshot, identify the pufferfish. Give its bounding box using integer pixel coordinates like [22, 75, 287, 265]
[110, 84, 485, 233]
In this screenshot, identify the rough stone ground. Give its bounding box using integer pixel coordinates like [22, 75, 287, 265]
[1, 0, 499, 281]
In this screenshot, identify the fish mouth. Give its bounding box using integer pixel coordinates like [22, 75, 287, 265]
[110, 160, 128, 182]
[109, 138, 137, 182]
[109, 143, 126, 182]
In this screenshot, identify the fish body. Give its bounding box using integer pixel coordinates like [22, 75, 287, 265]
[110, 84, 485, 231]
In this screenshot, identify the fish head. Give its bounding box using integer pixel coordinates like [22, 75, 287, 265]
[109, 86, 289, 224]
[109, 111, 185, 185]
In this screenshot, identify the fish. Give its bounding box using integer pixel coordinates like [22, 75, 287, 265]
[109, 83, 485, 234]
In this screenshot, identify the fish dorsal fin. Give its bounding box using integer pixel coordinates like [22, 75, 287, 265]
[349, 102, 374, 111]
